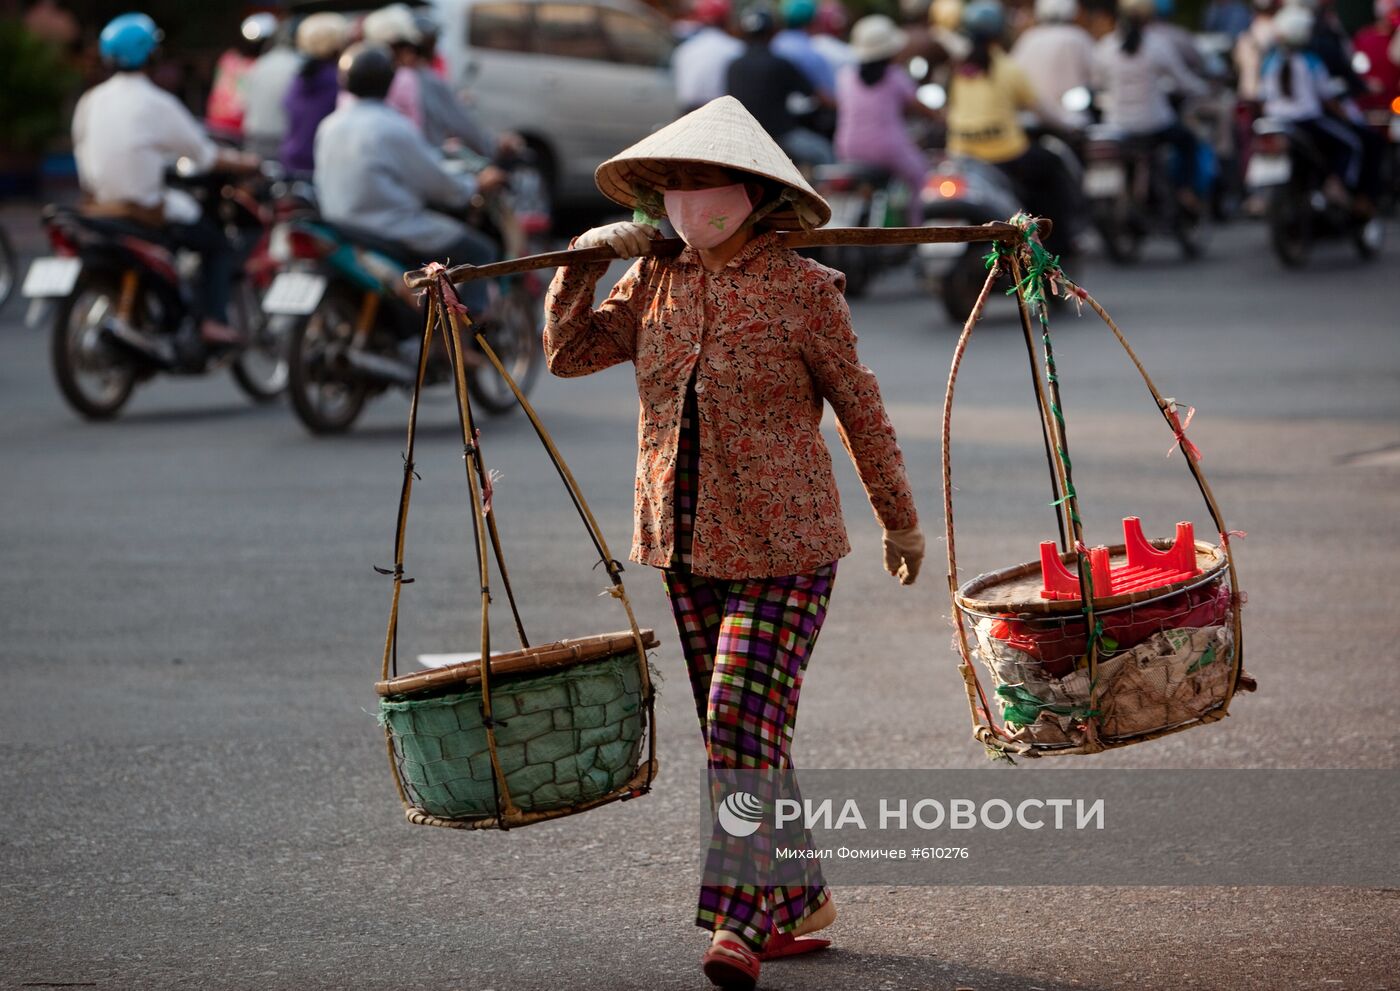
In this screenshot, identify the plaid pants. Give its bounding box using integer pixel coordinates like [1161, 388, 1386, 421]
[663, 382, 836, 949]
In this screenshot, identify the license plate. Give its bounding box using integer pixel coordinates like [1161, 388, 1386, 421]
[1246, 154, 1291, 189]
[261, 271, 327, 316]
[918, 219, 972, 259]
[1389, 117, 1400, 142]
[824, 193, 865, 229]
[1084, 164, 1126, 198]
[21, 257, 81, 298]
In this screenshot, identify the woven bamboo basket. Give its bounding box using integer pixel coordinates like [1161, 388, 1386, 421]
[378, 631, 659, 824]
[375, 274, 657, 829]
[941, 216, 1254, 759]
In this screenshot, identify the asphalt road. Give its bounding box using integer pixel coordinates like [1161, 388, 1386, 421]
[1, 207, 1398, 990]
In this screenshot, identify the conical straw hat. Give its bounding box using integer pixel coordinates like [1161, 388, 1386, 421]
[594, 96, 831, 229]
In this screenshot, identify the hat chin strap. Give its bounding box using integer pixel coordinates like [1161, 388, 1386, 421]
[745, 187, 817, 231]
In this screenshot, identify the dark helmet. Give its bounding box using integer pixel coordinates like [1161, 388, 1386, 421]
[339, 42, 396, 100]
[413, 11, 440, 56]
[740, 4, 777, 37]
[412, 11, 440, 42]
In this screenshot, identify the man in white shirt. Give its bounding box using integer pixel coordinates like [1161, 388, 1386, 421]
[673, 0, 744, 113]
[241, 17, 303, 160]
[73, 13, 258, 345]
[1012, 0, 1098, 128]
[316, 44, 503, 316]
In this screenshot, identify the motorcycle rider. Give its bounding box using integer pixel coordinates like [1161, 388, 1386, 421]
[314, 44, 504, 318]
[726, 5, 836, 165]
[1353, 0, 1400, 111]
[1203, 0, 1254, 38]
[1293, 0, 1369, 100]
[1235, 0, 1280, 103]
[241, 14, 303, 161]
[945, 0, 1080, 255]
[1011, 0, 1098, 128]
[1093, 0, 1210, 211]
[360, 4, 427, 129]
[282, 12, 349, 174]
[1260, 4, 1383, 215]
[73, 13, 259, 349]
[834, 14, 935, 223]
[205, 13, 268, 136]
[411, 11, 517, 156]
[673, 0, 744, 114]
[774, 0, 839, 99]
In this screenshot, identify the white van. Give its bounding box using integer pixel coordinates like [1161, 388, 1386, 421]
[428, 0, 679, 207]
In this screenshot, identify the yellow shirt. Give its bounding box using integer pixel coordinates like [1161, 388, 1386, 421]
[946, 52, 1036, 164]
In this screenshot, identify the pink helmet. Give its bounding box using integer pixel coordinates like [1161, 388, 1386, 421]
[692, 0, 732, 26]
[814, 0, 851, 35]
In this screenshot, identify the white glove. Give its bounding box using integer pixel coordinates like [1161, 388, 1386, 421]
[882, 525, 925, 586]
[574, 221, 658, 259]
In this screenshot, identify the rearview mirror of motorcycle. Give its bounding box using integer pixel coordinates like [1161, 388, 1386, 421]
[1352, 51, 1371, 76]
[917, 83, 947, 111]
[1062, 86, 1092, 114]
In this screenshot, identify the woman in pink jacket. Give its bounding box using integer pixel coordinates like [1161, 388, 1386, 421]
[543, 96, 924, 991]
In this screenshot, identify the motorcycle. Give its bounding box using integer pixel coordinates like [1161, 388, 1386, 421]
[20, 164, 290, 420]
[264, 161, 544, 435]
[1247, 116, 1385, 268]
[807, 162, 916, 298]
[1080, 122, 1208, 263]
[1063, 84, 1209, 264]
[918, 153, 1023, 324]
[1363, 104, 1400, 217]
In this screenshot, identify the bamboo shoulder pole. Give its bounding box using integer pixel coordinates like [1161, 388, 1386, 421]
[403, 221, 1042, 289]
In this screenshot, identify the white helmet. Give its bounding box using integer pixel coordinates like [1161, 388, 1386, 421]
[362, 3, 423, 46]
[1274, 3, 1315, 45]
[1035, 0, 1079, 21]
[296, 12, 348, 60]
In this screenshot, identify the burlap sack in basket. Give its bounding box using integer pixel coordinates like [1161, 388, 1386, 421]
[973, 620, 1235, 746]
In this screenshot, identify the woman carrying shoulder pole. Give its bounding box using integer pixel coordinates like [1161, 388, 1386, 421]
[543, 96, 924, 991]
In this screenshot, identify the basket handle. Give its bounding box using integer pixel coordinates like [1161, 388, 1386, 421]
[435, 278, 656, 796]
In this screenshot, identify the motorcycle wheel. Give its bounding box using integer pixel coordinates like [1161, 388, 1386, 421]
[941, 251, 989, 326]
[228, 278, 288, 403]
[1095, 202, 1143, 265]
[1267, 187, 1310, 269]
[831, 245, 873, 298]
[287, 289, 370, 434]
[0, 225, 16, 311]
[467, 287, 541, 415]
[50, 273, 138, 420]
[1174, 210, 1208, 260]
[1352, 217, 1384, 260]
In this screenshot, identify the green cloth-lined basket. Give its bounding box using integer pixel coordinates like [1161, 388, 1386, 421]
[376, 631, 659, 823]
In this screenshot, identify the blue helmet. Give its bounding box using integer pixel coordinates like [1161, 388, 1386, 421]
[961, 0, 1006, 39]
[781, 0, 818, 26]
[100, 13, 163, 70]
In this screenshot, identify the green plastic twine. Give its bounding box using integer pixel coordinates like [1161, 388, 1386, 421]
[1002, 215, 1110, 664]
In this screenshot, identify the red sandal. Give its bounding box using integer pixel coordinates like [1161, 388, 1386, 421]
[760, 929, 831, 960]
[702, 938, 761, 991]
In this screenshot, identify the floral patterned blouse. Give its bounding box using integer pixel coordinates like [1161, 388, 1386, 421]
[543, 231, 918, 580]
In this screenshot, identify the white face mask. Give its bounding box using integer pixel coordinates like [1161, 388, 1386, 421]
[663, 183, 754, 249]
